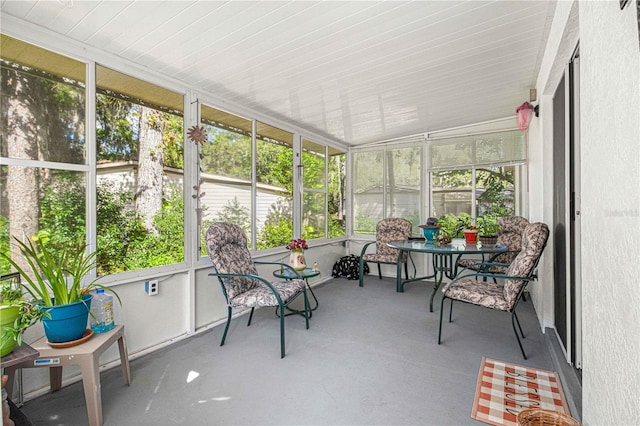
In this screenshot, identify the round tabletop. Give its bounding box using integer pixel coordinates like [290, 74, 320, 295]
[273, 267, 320, 280]
[387, 240, 508, 255]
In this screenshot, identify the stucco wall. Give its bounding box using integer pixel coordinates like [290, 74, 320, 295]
[531, 1, 640, 423]
[579, 1, 640, 424]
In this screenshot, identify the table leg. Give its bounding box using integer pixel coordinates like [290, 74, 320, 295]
[305, 282, 319, 313]
[397, 251, 436, 293]
[279, 280, 319, 318]
[396, 251, 404, 292]
[79, 356, 102, 426]
[117, 336, 131, 386]
[49, 366, 63, 392]
[429, 254, 453, 312]
[3, 368, 16, 399]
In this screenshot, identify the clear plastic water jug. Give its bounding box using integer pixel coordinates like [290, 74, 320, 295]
[89, 289, 114, 333]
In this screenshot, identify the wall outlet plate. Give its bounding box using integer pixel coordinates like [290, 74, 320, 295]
[145, 279, 159, 296]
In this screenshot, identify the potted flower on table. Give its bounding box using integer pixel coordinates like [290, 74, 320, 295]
[463, 225, 478, 244]
[286, 238, 308, 271]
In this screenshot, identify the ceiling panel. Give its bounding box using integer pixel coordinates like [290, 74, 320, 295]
[0, 0, 554, 146]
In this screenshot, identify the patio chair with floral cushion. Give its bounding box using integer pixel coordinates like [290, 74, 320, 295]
[359, 217, 412, 288]
[456, 216, 530, 275]
[438, 222, 549, 359]
[206, 222, 310, 359]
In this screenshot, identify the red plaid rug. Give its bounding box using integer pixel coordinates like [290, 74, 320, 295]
[471, 357, 570, 426]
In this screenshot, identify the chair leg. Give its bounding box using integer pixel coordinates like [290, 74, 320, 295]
[448, 299, 453, 323]
[438, 296, 447, 344]
[279, 304, 286, 359]
[303, 289, 310, 330]
[247, 307, 255, 326]
[377, 263, 382, 279]
[512, 311, 527, 359]
[513, 310, 525, 338]
[359, 258, 365, 287]
[221, 306, 232, 346]
[404, 261, 409, 280]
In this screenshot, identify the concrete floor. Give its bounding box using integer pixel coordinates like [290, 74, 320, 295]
[17, 276, 572, 425]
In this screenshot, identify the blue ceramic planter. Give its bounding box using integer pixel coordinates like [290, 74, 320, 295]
[41, 294, 92, 343]
[420, 226, 440, 241]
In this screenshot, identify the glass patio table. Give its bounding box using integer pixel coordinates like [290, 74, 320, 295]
[273, 267, 320, 317]
[386, 240, 508, 312]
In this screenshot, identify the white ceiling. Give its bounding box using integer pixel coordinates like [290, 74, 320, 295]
[1, 0, 554, 146]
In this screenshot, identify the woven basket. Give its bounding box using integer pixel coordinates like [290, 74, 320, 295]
[479, 235, 498, 244]
[517, 409, 580, 426]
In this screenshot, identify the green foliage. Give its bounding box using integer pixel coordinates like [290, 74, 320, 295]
[124, 188, 184, 270]
[354, 212, 377, 235]
[96, 181, 148, 275]
[256, 140, 293, 192]
[214, 197, 251, 236]
[476, 167, 515, 217]
[0, 298, 48, 347]
[39, 171, 86, 254]
[256, 198, 293, 249]
[477, 215, 500, 237]
[0, 216, 10, 275]
[257, 219, 293, 250]
[200, 129, 252, 180]
[328, 218, 346, 238]
[438, 213, 472, 238]
[96, 95, 137, 162]
[161, 114, 184, 169]
[97, 184, 184, 273]
[0, 235, 120, 306]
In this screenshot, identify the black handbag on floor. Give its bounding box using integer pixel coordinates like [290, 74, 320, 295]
[332, 255, 369, 280]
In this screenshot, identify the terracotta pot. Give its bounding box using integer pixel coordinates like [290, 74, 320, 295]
[463, 230, 478, 244]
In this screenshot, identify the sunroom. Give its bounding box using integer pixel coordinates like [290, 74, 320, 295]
[0, 1, 638, 425]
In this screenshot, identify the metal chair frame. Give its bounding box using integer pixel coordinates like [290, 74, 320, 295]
[210, 262, 310, 359]
[438, 224, 548, 359]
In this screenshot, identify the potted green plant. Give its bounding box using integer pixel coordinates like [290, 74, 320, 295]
[0, 276, 49, 356]
[1, 236, 121, 344]
[477, 215, 500, 244]
[438, 213, 472, 239]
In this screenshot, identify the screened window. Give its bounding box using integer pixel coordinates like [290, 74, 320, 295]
[328, 149, 346, 238]
[96, 65, 184, 275]
[302, 139, 326, 240]
[199, 105, 253, 251]
[429, 131, 524, 237]
[385, 146, 421, 234]
[352, 150, 384, 234]
[301, 139, 346, 240]
[255, 122, 293, 250]
[1, 35, 87, 274]
[352, 145, 421, 235]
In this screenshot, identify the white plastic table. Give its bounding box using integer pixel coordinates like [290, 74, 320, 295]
[3, 324, 130, 426]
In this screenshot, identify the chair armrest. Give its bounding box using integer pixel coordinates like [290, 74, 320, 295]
[477, 261, 510, 272]
[442, 271, 535, 293]
[359, 241, 376, 257]
[209, 272, 288, 305]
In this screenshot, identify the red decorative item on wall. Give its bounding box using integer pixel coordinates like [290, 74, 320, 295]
[516, 102, 535, 131]
[516, 102, 536, 192]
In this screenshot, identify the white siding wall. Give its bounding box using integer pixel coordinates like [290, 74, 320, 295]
[533, 1, 640, 424]
[97, 165, 286, 233]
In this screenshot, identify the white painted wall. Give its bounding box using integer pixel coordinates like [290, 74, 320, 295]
[579, 2, 640, 424]
[531, 1, 640, 424]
